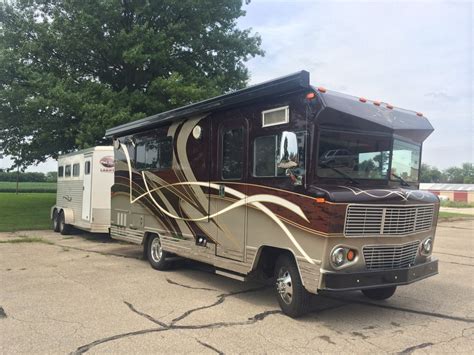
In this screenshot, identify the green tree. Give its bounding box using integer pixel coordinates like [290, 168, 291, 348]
[420, 163, 443, 183]
[0, 0, 263, 168]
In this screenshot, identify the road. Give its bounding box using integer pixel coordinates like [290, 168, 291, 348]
[0, 220, 473, 354]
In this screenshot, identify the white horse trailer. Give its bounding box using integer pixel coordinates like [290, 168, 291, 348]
[51, 146, 114, 234]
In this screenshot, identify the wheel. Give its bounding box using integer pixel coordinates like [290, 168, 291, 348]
[58, 211, 72, 235]
[361, 286, 397, 300]
[146, 234, 171, 270]
[274, 254, 312, 318]
[52, 209, 60, 232]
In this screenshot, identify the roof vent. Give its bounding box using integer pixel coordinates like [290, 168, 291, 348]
[262, 106, 289, 127]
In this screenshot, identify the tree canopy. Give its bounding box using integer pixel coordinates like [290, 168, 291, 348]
[0, 0, 263, 168]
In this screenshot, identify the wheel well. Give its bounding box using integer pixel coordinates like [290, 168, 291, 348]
[254, 246, 295, 278]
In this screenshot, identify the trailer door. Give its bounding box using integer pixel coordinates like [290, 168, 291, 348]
[82, 157, 92, 221]
[215, 119, 248, 262]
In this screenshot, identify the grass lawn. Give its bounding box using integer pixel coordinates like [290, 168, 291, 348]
[0, 193, 56, 232]
[438, 211, 474, 219]
[0, 181, 57, 192]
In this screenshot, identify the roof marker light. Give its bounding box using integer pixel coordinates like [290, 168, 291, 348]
[359, 97, 367, 103]
[315, 197, 326, 203]
[373, 101, 381, 106]
[317, 87, 327, 93]
[386, 104, 394, 109]
[306, 92, 316, 100]
[416, 112, 423, 117]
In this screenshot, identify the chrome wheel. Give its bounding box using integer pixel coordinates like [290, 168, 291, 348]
[150, 237, 163, 263]
[276, 268, 293, 305]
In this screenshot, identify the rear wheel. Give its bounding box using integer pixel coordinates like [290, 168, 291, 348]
[146, 234, 171, 270]
[58, 211, 72, 235]
[274, 254, 312, 318]
[52, 209, 60, 232]
[362, 286, 397, 300]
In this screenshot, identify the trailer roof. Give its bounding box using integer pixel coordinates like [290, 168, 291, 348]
[105, 71, 310, 138]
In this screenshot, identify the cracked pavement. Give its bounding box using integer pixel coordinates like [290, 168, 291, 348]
[0, 220, 473, 354]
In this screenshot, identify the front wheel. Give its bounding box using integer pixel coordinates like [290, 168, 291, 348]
[274, 254, 312, 318]
[361, 286, 397, 300]
[146, 234, 171, 270]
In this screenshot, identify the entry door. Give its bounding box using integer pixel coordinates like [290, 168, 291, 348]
[82, 158, 92, 221]
[215, 119, 248, 261]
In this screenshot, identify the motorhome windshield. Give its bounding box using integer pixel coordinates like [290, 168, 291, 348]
[391, 139, 421, 182]
[317, 131, 422, 183]
[317, 130, 391, 180]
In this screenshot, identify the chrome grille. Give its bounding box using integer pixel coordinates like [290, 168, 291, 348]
[363, 240, 420, 270]
[345, 204, 434, 236]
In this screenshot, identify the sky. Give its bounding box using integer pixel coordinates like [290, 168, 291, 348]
[1, 0, 472, 173]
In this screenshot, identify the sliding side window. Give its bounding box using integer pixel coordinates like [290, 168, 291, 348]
[136, 137, 173, 170]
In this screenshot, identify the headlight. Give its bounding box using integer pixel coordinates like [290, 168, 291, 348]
[332, 247, 346, 266]
[421, 238, 433, 255]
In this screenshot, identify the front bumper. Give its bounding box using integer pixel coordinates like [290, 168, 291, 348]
[320, 258, 438, 291]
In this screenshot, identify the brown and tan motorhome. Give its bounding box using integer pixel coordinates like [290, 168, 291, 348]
[105, 71, 439, 317]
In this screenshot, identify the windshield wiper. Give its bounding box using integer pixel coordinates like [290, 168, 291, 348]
[391, 173, 410, 187]
[319, 163, 359, 185]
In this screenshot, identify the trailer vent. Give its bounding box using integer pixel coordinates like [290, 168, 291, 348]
[363, 240, 420, 270]
[262, 106, 289, 127]
[345, 204, 434, 236]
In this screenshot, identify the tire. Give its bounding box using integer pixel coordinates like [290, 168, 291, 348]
[58, 211, 72, 235]
[274, 254, 312, 318]
[146, 234, 171, 271]
[362, 286, 397, 300]
[52, 209, 60, 232]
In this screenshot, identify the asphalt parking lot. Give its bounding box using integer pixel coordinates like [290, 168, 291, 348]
[1, 220, 473, 354]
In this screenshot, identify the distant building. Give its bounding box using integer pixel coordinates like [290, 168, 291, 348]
[420, 183, 474, 202]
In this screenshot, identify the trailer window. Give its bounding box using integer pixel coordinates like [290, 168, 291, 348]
[85, 161, 91, 175]
[136, 137, 172, 170]
[253, 132, 305, 177]
[73, 163, 80, 177]
[65, 165, 71, 177]
[58, 166, 64, 178]
[222, 127, 243, 180]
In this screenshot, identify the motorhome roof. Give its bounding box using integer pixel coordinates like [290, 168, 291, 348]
[105, 71, 311, 138]
[105, 70, 433, 141]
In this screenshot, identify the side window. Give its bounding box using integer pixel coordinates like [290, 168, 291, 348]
[72, 163, 80, 177]
[253, 131, 305, 177]
[222, 127, 244, 180]
[254, 135, 280, 177]
[136, 137, 173, 170]
[58, 166, 64, 178]
[65, 165, 71, 177]
[85, 161, 91, 175]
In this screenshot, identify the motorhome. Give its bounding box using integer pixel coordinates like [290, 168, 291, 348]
[105, 71, 439, 317]
[51, 146, 114, 234]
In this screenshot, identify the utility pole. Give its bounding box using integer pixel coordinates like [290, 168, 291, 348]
[16, 164, 19, 195]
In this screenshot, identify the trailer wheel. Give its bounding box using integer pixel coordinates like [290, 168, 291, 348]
[274, 254, 311, 318]
[58, 211, 72, 235]
[52, 209, 60, 232]
[146, 234, 170, 271]
[361, 286, 397, 300]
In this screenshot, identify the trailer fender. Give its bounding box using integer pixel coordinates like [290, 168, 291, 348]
[59, 208, 75, 225]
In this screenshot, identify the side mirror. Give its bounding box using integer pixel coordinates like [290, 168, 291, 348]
[277, 131, 299, 169]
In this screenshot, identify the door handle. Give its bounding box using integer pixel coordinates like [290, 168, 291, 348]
[219, 184, 225, 198]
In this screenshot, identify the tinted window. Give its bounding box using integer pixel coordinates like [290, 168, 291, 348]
[317, 131, 391, 180]
[65, 165, 71, 177]
[253, 132, 305, 177]
[136, 137, 172, 170]
[391, 139, 421, 182]
[85, 161, 91, 175]
[222, 127, 243, 180]
[73, 163, 80, 177]
[58, 166, 64, 178]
